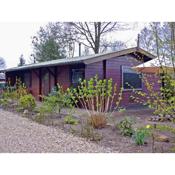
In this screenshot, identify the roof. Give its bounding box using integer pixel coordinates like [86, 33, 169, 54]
[5, 47, 156, 72]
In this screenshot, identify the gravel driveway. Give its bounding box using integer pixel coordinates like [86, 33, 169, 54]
[0, 109, 111, 153]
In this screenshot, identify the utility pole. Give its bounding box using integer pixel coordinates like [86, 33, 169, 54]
[137, 34, 140, 48]
[79, 43, 81, 57]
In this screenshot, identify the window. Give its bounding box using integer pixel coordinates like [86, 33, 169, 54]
[72, 69, 84, 86]
[23, 72, 31, 88]
[122, 66, 142, 90]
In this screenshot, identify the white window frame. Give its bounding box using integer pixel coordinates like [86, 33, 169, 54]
[122, 66, 142, 91]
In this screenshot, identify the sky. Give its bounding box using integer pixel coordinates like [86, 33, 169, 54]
[0, 22, 147, 68]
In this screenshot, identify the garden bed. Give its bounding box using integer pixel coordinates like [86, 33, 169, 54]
[2, 104, 175, 153]
[0, 77, 174, 153]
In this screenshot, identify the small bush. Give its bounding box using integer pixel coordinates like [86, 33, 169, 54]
[81, 121, 102, 141]
[89, 113, 107, 129]
[133, 128, 150, 145]
[39, 84, 75, 117]
[35, 113, 46, 123]
[117, 117, 134, 137]
[64, 115, 79, 125]
[19, 94, 36, 111]
[0, 78, 28, 109]
[0, 98, 9, 107]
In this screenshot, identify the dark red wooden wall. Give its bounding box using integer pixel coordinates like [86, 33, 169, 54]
[84, 54, 160, 107]
[6, 54, 160, 107]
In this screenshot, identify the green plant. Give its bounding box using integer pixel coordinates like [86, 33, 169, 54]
[89, 113, 107, 129]
[35, 112, 47, 123]
[0, 78, 28, 109]
[0, 98, 8, 107]
[149, 124, 175, 134]
[80, 121, 102, 141]
[67, 76, 123, 131]
[19, 94, 36, 111]
[170, 147, 175, 153]
[64, 115, 79, 125]
[118, 107, 126, 113]
[133, 128, 150, 145]
[117, 117, 134, 137]
[131, 74, 175, 118]
[15, 78, 28, 98]
[39, 84, 74, 117]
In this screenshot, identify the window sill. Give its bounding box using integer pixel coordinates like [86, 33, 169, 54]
[123, 88, 142, 92]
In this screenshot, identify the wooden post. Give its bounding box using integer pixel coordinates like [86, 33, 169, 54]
[103, 60, 106, 79]
[39, 68, 42, 101]
[54, 66, 57, 86]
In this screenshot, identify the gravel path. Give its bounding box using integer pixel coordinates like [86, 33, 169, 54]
[0, 109, 111, 153]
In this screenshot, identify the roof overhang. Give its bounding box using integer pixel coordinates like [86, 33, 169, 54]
[5, 47, 156, 73]
[83, 47, 155, 64]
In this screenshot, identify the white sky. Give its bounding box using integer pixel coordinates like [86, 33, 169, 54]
[0, 22, 147, 68]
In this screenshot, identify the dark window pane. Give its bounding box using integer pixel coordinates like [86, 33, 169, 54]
[72, 69, 84, 86]
[123, 73, 142, 89]
[23, 72, 31, 88]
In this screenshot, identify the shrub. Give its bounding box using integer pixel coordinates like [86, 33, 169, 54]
[0, 78, 29, 109]
[64, 115, 79, 125]
[35, 112, 46, 123]
[69, 76, 123, 116]
[42, 95, 61, 114]
[19, 94, 36, 111]
[131, 74, 175, 118]
[117, 117, 134, 137]
[0, 98, 9, 107]
[15, 78, 28, 98]
[39, 84, 74, 117]
[89, 113, 107, 129]
[133, 128, 150, 145]
[80, 121, 102, 141]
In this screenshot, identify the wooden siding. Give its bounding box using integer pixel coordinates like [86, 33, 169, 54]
[5, 53, 160, 107]
[85, 61, 103, 79]
[57, 65, 71, 89]
[85, 54, 160, 107]
[31, 70, 40, 100]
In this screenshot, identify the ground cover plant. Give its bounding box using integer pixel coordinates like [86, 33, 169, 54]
[64, 115, 79, 125]
[133, 127, 150, 145]
[116, 117, 134, 137]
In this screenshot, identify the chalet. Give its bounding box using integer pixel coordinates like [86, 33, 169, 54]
[5, 47, 159, 107]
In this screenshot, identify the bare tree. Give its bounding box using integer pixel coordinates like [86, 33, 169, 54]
[100, 39, 127, 53]
[0, 57, 6, 70]
[31, 22, 127, 61]
[70, 22, 126, 54]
